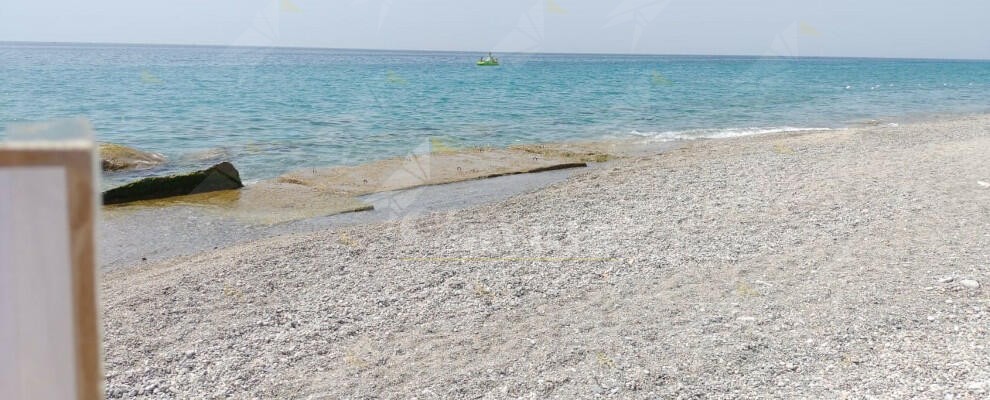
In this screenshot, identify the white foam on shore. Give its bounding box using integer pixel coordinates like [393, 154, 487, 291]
[630, 127, 832, 142]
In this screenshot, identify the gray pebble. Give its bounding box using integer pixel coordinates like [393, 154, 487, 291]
[960, 280, 980, 289]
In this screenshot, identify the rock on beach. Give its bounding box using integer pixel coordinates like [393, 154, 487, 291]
[102, 162, 243, 205]
[99, 143, 166, 171]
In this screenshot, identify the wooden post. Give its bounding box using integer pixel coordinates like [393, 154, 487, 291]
[0, 121, 102, 400]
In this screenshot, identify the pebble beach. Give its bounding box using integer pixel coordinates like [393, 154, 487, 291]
[101, 114, 990, 398]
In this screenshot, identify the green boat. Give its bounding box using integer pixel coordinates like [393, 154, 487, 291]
[477, 52, 499, 66]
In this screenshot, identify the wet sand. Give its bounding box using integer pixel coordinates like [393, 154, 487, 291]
[100, 139, 676, 269]
[100, 166, 585, 270]
[275, 147, 592, 195]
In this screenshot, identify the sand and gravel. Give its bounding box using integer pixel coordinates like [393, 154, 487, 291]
[101, 115, 989, 398]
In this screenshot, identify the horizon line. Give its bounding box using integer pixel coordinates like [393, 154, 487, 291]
[3, 40, 989, 62]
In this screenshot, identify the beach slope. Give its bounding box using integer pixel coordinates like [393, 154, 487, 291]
[102, 115, 990, 398]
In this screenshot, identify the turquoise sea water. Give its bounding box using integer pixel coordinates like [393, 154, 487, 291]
[2, 42, 989, 184]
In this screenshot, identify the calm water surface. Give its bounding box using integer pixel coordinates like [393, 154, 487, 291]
[2, 43, 989, 184]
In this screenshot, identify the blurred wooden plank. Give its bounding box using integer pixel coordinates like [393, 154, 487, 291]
[0, 145, 101, 400]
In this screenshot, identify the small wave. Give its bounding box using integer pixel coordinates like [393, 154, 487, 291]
[629, 126, 831, 141]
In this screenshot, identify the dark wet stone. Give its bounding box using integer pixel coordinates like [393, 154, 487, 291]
[102, 162, 243, 205]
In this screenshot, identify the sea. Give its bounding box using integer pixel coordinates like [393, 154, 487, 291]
[2, 42, 989, 185]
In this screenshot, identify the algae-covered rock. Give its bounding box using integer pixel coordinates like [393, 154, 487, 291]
[99, 143, 167, 171]
[103, 162, 243, 205]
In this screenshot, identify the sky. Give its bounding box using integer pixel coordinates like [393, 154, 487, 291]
[1, 0, 988, 59]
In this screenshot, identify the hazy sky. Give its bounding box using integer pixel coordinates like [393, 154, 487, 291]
[1, 0, 988, 59]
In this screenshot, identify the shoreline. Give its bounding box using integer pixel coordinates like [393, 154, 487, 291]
[99, 137, 683, 269]
[100, 163, 591, 270]
[98, 111, 986, 270]
[97, 107, 990, 189]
